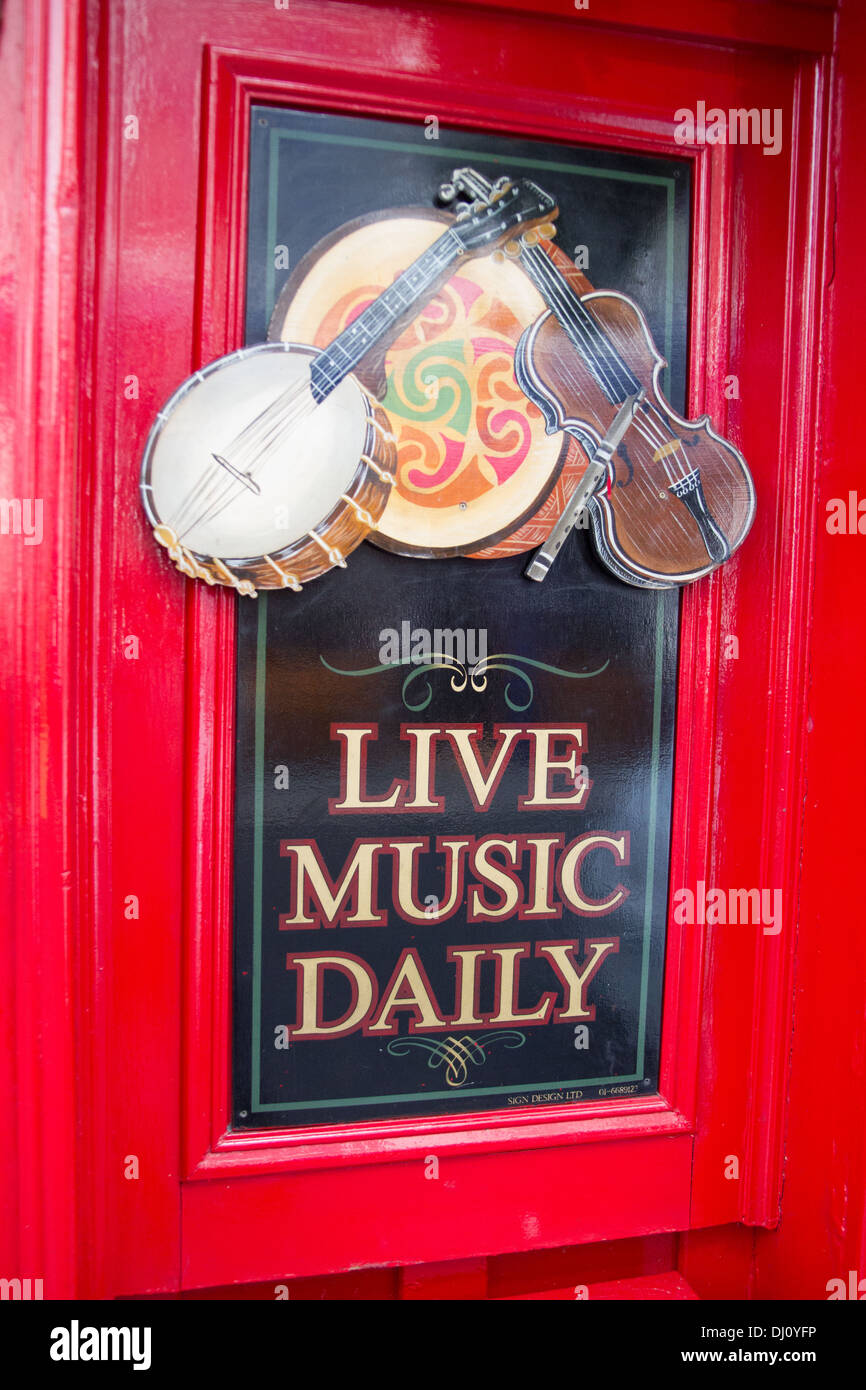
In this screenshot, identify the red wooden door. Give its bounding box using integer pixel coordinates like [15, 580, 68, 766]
[3, 0, 863, 1302]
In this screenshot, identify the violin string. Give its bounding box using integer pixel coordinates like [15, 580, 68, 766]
[524, 250, 633, 403]
[521, 246, 711, 547]
[523, 246, 696, 480]
[464, 197, 706, 512]
[540, 342, 694, 548]
[515, 275, 693, 540]
[452, 190, 718, 560]
[168, 211, 723, 560]
[522, 248, 629, 396]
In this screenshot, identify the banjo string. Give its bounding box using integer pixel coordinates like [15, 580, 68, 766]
[168, 385, 303, 533]
[169, 372, 317, 536]
[181, 334, 389, 537]
[178, 387, 324, 538]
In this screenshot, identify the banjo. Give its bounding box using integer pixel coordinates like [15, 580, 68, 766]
[139, 178, 558, 595]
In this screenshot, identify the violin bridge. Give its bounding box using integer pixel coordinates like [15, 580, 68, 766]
[652, 439, 682, 464]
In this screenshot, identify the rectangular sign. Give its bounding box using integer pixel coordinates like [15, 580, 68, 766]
[233, 108, 688, 1128]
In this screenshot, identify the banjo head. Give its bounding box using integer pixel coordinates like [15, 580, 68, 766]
[268, 211, 570, 559]
[140, 343, 391, 588]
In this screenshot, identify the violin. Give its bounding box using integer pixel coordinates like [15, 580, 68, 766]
[441, 169, 756, 589]
[140, 177, 557, 594]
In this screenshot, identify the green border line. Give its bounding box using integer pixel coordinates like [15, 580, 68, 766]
[254, 1074, 641, 1112]
[263, 123, 678, 393]
[248, 598, 666, 1114]
[251, 593, 269, 1111]
[249, 118, 678, 1115]
[636, 589, 666, 1078]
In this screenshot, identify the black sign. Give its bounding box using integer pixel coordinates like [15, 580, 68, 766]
[233, 109, 688, 1128]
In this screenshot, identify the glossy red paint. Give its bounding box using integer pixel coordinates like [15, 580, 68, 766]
[1, 0, 862, 1301]
[499, 1271, 699, 1301]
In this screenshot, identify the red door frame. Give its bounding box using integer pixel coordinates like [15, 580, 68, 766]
[3, 0, 863, 1301]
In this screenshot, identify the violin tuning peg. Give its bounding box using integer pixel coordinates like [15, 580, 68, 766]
[537, 222, 557, 239]
[503, 239, 522, 258]
[522, 229, 540, 248]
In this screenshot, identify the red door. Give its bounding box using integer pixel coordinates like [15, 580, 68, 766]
[3, 0, 864, 1302]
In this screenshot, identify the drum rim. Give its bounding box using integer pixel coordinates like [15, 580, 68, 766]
[267, 205, 451, 347]
[366, 424, 568, 559]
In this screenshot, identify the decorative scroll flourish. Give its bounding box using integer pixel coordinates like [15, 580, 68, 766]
[320, 653, 610, 712]
[470, 653, 610, 712]
[386, 1031, 526, 1088]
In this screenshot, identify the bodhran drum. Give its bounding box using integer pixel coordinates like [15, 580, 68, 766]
[140, 341, 396, 594]
[268, 210, 585, 560]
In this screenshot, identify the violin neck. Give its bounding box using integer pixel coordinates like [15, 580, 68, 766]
[310, 227, 463, 403]
[520, 243, 642, 406]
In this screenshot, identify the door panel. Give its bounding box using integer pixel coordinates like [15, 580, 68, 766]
[0, 0, 832, 1297]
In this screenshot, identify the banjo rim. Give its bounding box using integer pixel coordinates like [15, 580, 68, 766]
[139, 341, 393, 584]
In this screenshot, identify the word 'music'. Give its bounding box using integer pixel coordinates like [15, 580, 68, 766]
[277, 722, 633, 1040]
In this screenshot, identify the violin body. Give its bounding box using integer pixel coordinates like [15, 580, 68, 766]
[515, 290, 756, 588]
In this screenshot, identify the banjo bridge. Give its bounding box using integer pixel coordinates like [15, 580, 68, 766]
[212, 453, 261, 495]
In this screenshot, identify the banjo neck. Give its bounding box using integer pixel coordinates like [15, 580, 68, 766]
[306, 177, 558, 403]
[309, 225, 464, 404]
